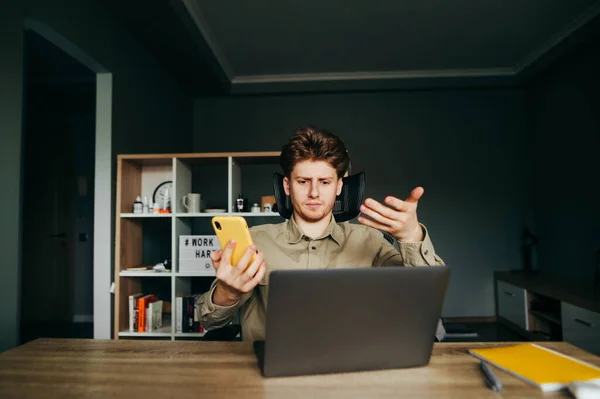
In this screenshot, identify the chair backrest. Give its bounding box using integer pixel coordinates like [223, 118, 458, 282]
[382, 231, 400, 251]
[272, 172, 366, 223]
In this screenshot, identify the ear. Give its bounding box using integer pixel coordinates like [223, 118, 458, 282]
[336, 178, 343, 196]
[283, 176, 291, 196]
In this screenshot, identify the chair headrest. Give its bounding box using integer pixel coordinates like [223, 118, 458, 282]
[272, 172, 366, 223]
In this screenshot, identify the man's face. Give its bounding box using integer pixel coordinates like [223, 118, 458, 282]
[283, 160, 343, 223]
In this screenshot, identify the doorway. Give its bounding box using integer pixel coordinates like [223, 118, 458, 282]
[20, 30, 96, 343]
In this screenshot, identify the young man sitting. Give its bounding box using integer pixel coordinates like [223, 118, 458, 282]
[196, 126, 446, 341]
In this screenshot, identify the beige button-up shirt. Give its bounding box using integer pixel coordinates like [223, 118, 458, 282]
[196, 215, 446, 342]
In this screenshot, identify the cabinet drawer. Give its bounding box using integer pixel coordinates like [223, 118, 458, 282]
[497, 281, 528, 330]
[562, 302, 600, 356]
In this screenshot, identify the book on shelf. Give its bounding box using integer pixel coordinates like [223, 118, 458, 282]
[176, 297, 183, 333]
[136, 294, 155, 332]
[185, 296, 194, 332]
[469, 343, 600, 392]
[129, 293, 168, 333]
[146, 300, 163, 332]
[175, 295, 205, 334]
[129, 293, 143, 332]
[126, 266, 153, 271]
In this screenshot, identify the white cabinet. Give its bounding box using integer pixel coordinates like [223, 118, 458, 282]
[562, 302, 600, 356]
[497, 281, 529, 330]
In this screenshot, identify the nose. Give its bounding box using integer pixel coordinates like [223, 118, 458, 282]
[309, 181, 319, 198]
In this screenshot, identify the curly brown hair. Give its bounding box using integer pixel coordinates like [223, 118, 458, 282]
[280, 126, 350, 178]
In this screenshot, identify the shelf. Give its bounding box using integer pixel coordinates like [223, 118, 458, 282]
[176, 271, 216, 277]
[120, 213, 172, 218]
[118, 324, 172, 337]
[175, 212, 228, 217]
[174, 212, 281, 217]
[117, 155, 173, 166]
[119, 271, 172, 277]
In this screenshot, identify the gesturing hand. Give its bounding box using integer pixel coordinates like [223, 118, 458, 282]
[358, 186, 425, 242]
[210, 240, 267, 306]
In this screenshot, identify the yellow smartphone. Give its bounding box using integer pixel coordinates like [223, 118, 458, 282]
[211, 216, 257, 267]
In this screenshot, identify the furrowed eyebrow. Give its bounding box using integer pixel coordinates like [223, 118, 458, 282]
[295, 176, 334, 181]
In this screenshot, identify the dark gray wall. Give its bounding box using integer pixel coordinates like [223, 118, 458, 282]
[0, 1, 26, 354]
[525, 29, 600, 289]
[193, 89, 531, 317]
[1, 0, 192, 352]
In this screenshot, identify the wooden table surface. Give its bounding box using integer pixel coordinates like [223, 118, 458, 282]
[1, 339, 598, 398]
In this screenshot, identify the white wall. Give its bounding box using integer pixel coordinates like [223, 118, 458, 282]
[1, 0, 192, 351]
[193, 88, 532, 317]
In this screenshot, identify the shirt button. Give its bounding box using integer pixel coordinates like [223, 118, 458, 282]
[424, 249, 429, 255]
[311, 246, 317, 250]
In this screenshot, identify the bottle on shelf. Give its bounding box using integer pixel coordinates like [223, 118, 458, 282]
[237, 193, 244, 212]
[143, 196, 149, 214]
[133, 196, 143, 214]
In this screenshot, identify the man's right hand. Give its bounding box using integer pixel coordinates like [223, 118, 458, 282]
[210, 240, 267, 306]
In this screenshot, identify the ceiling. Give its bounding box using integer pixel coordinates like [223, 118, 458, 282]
[107, 0, 600, 96]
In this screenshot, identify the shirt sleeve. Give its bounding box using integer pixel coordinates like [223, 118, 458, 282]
[375, 224, 446, 266]
[374, 224, 447, 341]
[196, 226, 267, 332]
[195, 279, 241, 330]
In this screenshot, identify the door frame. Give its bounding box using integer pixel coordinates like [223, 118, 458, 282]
[25, 18, 112, 339]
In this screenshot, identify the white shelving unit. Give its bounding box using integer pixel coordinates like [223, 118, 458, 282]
[119, 271, 172, 277]
[114, 152, 282, 340]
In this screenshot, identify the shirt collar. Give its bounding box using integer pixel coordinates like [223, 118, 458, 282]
[286, 214, 344, 246]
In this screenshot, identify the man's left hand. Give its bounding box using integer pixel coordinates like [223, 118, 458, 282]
[358, 186, 424, 242]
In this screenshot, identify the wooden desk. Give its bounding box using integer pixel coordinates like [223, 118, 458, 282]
[1, 339, 598, 398]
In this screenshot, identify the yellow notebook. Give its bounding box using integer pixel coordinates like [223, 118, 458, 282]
[469, 344, 600, 392]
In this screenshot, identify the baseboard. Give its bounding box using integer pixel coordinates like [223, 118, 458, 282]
[442, 316, 497, 323]
[73, 314, 94, 323]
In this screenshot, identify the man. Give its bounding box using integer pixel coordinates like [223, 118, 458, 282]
[196, 126, 446, 341]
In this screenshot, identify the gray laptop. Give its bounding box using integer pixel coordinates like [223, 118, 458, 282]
[254, 266, 450, 377]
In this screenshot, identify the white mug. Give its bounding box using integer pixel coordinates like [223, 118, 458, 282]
[182, 193, 201, 213]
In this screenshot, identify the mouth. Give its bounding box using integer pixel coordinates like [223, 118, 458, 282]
[305, 203, 322, 210]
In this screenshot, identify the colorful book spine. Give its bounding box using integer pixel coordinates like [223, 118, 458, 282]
[129, 293, 142, 332]
[137, 294, 155, 332]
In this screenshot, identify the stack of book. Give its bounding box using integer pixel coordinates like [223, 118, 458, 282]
[175, 295, 205, 333]
[128, 293, 164, 332]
